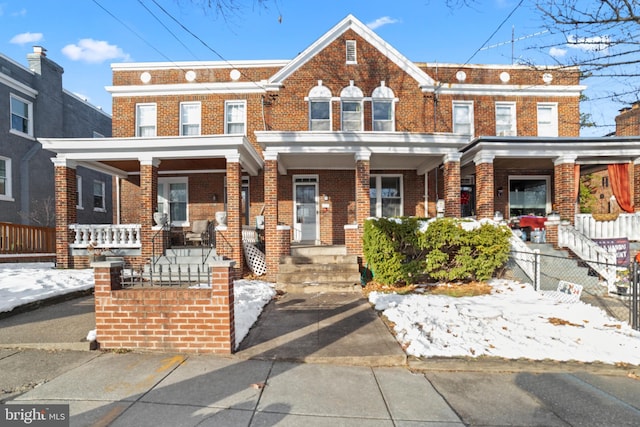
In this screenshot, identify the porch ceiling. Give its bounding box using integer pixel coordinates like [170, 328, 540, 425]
[39, 135, 264, 176]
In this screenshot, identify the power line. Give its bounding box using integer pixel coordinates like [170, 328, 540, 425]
[136, 0, 201, 60]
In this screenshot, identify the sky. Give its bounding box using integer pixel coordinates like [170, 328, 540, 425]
[2, 261, 639, 364]
[0, 0, 627, 136]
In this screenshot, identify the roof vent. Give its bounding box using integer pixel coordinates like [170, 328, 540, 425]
[346, 40, 357, 64]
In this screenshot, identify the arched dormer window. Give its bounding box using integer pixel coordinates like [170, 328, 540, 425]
[340, 81, 364, 131]
[307, 81, 332, 131]
[371, 81, 395, 131]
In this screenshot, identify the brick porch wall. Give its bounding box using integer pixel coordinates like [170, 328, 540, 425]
[54, 163, 77, 268]
[443, 154, 461, 218]
[635, 161, 640, 211]
[94, 260, 236, 354]
[475, 159, 495, 219]
[554, 159, 576, 224]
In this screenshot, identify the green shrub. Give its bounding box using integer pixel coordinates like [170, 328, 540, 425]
[363, 217, 511, 285]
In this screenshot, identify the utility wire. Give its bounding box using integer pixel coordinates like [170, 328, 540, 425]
[136, 0, 201, 60]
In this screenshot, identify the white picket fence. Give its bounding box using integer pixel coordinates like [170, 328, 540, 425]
[509, 231, 541, 290]
[575, 213, 640, 241]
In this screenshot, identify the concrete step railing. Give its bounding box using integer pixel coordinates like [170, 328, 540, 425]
[558, 223, 617, 290]
[69, 223, 141, 248]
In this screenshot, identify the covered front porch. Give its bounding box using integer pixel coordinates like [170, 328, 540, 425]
[42, 135, 264, 277]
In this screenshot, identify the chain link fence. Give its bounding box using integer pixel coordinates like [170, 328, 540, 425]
[504, 250, 640, 330]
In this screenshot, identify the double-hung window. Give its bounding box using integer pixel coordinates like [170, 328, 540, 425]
[93, 180, 105, 212]
[495, 102, 516, 136]
[136, 103, 156, 137]
[537, 103, 558, 136]
[225, 100, 246, 134]
[10, 94, 33, 136]
[453, 101, 474, 136]
[342, 101, 362, 131]
[370, 175, 403, 217]
[0, 157, 12, 201]
[308, 81, 332, 131]
[180, 102, 201, 135]
[372, 82, 395, 132]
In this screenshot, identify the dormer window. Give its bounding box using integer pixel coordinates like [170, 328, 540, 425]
[307, 81, 332, 131]
[340, 81, 363, 131]
[372, 81, 396, 131]
[346, 40, 357, 64]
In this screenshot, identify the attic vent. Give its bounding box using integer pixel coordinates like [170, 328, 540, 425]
[346, 40, 357, 64]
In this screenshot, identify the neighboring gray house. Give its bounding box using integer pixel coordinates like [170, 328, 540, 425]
[1, 46, 112, 227]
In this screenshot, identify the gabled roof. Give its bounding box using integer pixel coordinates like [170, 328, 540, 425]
[266, 14, 436, 90]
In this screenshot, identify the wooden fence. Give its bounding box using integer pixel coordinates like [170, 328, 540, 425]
[0, 222, 55, 254]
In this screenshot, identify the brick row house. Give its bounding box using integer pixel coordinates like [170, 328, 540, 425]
[42, 15, 640, 278]
[1, 47, 112, 227]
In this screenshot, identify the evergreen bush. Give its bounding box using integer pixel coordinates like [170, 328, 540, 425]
[363, 217, 511, 286]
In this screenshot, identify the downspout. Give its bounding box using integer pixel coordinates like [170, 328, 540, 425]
[116, 177, 121, 224]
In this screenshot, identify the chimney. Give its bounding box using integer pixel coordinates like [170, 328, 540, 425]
[32, 46, 47, 57]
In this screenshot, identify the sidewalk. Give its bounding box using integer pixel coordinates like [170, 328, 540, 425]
[2, 291, 640, 426]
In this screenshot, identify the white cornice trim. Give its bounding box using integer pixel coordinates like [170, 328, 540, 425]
[426, 83, 586, 97]
[106, 82, 268, 96]
[418, 62, 580, 71]
[268, 14, 435, 87]
[0, 73, 38, 97]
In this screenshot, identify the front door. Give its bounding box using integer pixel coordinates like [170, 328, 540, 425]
[293, 176, 318, 243]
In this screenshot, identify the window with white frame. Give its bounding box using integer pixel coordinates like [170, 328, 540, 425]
[370, 175, 403, 217]
[372, 82, 395, 131]
[158, 177, 188, 226]
[508, 175, 551, 217]
[307, 81, 332, 131]
[537, 103, 558, 137]
[10, 94, 33, 136]
[93, 180, 105, 211]
[0, 157, 12, 201]
[225, 100, 246, 134]
[495, 102, 516, 136]
[180, 102, 201, 135]
[76, 175, 83, 209]
[346, 40, 357, 64]
[453, 101, 473, 136]
[340, 81, 363, 131]
[136, 103, 156, 137]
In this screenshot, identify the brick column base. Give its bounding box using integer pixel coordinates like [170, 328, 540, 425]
[544, 219, 560, 247]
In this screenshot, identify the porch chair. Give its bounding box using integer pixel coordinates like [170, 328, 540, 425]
[184, 220, 210, 246]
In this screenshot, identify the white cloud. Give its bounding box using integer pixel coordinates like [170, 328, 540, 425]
[10, 32, 43, 45]
[62, 39, 130, 63]
[566, 34, 611, 52]
[549, 47, 567, 58]
[11, 8, 26, 17]
[366, 16, 400, 30]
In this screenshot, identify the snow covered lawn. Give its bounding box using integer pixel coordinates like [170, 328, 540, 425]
[369, 279, 640, 365]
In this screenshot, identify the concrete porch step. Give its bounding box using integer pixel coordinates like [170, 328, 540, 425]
[277, 245, 361, 292]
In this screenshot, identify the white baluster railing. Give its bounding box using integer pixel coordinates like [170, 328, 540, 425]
[69, 224, 142, 249]
[509, 231, 540, 290]
[575, 213, 640, 241]
[558, 223, 617, 290]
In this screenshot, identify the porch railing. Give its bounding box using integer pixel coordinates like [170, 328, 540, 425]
[0, 222, 55, 254]
[575, 213, 640, 241]
[69, 224, 142, 248]
[558, 223, 617, 289]
[509, 231, 540, 290]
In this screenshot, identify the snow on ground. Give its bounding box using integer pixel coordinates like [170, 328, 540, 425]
[369, 279, 640, 365]
[2, 263, 640, 364]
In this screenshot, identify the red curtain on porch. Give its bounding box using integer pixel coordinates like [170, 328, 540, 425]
[608, 163, 634, 213]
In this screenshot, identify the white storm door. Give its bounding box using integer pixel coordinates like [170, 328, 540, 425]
[293, 176, 318, 242]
